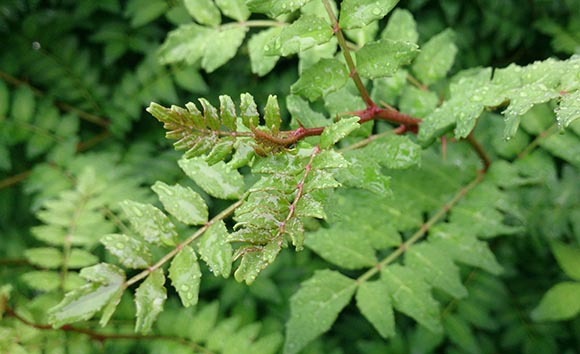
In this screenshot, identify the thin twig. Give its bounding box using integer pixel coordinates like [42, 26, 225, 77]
[466, 132, 492, 172]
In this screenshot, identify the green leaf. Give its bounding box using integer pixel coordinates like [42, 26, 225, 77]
[126, 0, 168, 27]
[266, 15, 333, 56]
[356, 39, 419, 79]
[531, 281, 580, 321]
[287, 95, 329, 128]
[12, 87, 35, 123]
[381, 9, 418, 44]
[246, 0, 314, 18]
[443, 314, 480, 354]
[68, 249, 99, 268]
[100, 233, 152, 269]
[550, 241, 580, 281]
[399, 86, 438, 117]
[234, 242, 281, 284]
[152, 181, 208, 225]
[120, 200, 178, 246]
[291, 59, 349, 101]
[248, 28, 282, 76]
[21, 271, 61, 292]
[412, 29, 457, 86]
[284, 270, 356, 354]
[202, 25, 248, 73]
[240, 92, 260, 128]
[179, 157, 245, 199]
[24, 247, 63, 269]
[198, 220, 232, 277]
[135, 268, 167, 333]
[49, 265, 125, 327]
[184, 0, 221, 26]
[406, 243, 468, 299]
[429, 224, 503, 275]
[216, 0, 250, 21]
[339, 0, 400, 29]
[169, 246, 201, 307]
[382, 264, 442, 333]
[158, 24, 211, 65]
[556, 90, 580, 128]
[264, 95, 281, 131]
[305, 227, 377, 269]
[356, 280, 395, 338]
[320, 116, 360, 148]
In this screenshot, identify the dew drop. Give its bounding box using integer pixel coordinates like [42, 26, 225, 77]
[32, 41, 41, 50]
[116, 242, 125, 249]
[181, 284, 190, 291]
[372, 7, 382, 16]
[471, 95, 482, 102]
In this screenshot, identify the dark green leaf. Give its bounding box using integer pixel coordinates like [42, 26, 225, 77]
[169, 246, 201, 307]
[356, 39, 419, 79]
[291, 59, 349, 101]
[339, 0, 400, 29]
[152, 181, 208, 225]
[135, 268, 167, 333]
[284, 270, 356, 354]
[443, 314, 480, 354]
[356, 280, 395, 338]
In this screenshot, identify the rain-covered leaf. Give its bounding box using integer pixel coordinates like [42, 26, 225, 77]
[169, 246, 201, 307]
[406, 243, 468, 299]
[158, 24, 211, 65]
[184, 0, 221, 26]
[100, 233, 152, 269]
[246, 0, 313, 18]
[198, 220, 232, 277]
[202, 25, 248, 73]
[179, 157, 245, 199]
[248, 28, 282, 76]
[339, 0, 400, 29]
[382, 264, 442, 333]
[152, 181, 208, 225]
[266, 15, 333, 57]
[412, 29, 457, 86]
[264, 95, 281, 131]
[550, 241, 580, 281]
[356, 39, 419, 79]
[286, 95, 329, 128]
[234, 242, 281, 284]
[531, 282, 580, 321]
[49, 264, 125, 328]
[556, 90, 580, 128]
[284, 270, 356, 354]
[291, 59, 349, 101]
[356, 280, 395, 338]
[320, 116, 360, 148]
[240, 92, 259, 128]
[381, 9, 418, 44]
[120, 200, 178, 246]
[135, 268, 167, 333]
